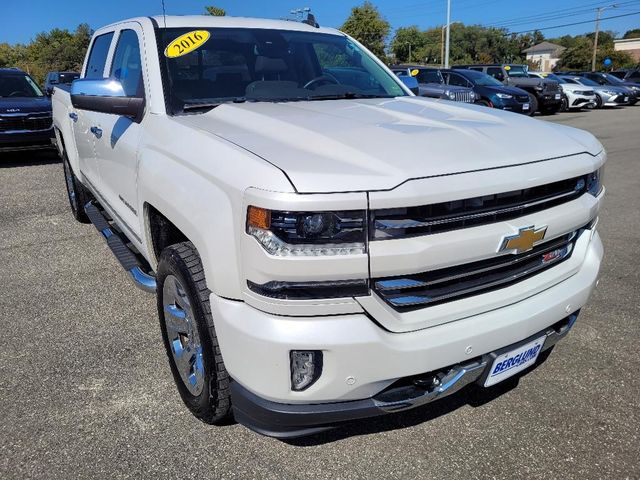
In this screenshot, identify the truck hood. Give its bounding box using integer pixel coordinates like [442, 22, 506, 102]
[178, 97, 601, 193]
[0, 96, 51, 114]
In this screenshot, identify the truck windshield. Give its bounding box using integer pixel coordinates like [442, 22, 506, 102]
[0, 74, 44, 98]
[158, 27, 406, 113]
[505, 65, 528, 78]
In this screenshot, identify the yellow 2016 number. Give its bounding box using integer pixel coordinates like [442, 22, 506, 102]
[164, 30, 210, 58]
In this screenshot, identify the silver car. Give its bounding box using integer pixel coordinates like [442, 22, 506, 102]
[560, 76, 630, 108]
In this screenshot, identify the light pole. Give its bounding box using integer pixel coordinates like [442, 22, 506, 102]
[445, 0, 451, 68]
[591, 4, 617, 72]
[441, 21, 460, 67]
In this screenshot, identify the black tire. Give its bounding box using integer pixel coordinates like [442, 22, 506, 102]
[62, 150, 91, 223]
[157, 241, 231, 424]
[560, 96, 569, 112]
[527, 93, 538, 116]
[595, 94, 603, 108]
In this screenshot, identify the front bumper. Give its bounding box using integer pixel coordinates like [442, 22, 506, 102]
[213, 231, 602, 435]
[538, 92, 562, 106]
[0, 127, 55, 152]
[231, 312, 579, 438]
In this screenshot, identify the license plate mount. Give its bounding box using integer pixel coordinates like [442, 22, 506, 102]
[484, 337, 545, 387]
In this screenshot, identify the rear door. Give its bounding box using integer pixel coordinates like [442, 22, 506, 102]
[73, 31, 115, 188]
[93, 24, 145, 241]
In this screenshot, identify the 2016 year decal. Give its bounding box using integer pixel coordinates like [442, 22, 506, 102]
[164, 30, 210, 58]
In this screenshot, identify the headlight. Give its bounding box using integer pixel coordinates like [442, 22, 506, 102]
[445, 90, 456, 99]
[602, 90, 617, 95]
[496, 93, 513, 99]
[534, 85, 544, 91]
[246, 206, 367, 256]
[586, 167, 604, 196]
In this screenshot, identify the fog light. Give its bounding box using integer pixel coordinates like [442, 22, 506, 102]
[290, 350, 322, 391]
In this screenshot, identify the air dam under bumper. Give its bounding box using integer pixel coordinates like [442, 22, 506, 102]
[231, 313, 577, 438]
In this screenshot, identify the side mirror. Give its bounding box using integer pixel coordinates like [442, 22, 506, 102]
[399, 75, 420, 95]
[71, 78, 144, 121]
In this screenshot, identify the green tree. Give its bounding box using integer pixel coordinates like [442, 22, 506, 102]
[340, 1, 390, 59]
[0, 24, 92, 84]
[623, 28, 640, 39]
[204, 6, 226, 16]
[391, 26, 426, 63]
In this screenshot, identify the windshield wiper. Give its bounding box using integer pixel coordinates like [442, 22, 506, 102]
[183, 97, 247, 112]
[308, 92, 395, 101]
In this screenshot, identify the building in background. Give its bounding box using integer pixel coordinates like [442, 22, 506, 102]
[523, 42, 566, 71]
[614, 37, 640, 62]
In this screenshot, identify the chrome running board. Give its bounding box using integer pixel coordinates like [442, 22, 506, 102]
[84, 201, 156, 294]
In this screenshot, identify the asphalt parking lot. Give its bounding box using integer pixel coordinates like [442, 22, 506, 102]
[1, 106, 639, 480]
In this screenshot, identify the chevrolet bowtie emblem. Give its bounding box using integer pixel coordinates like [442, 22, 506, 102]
[500, 226, 547, 254]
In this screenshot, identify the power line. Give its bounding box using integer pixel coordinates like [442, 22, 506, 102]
[484, 0, 637, 27]
[503, 10, 640, 35]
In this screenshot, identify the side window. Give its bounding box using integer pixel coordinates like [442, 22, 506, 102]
[85, 32, 115, 79]
[487, 67, 504, 81]
[110, 29, 144, 97]
[469, 67, 483, 72]
[447, 73, 469, 87]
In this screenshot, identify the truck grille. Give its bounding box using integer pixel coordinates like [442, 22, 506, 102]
[373, 228, 582, 311]
[452, 91, 474, 103]
[515, 94, 530, 103]
[0, 112, 52, 132]
[546, 83, 560, 92]
[372, 175, 588, 240]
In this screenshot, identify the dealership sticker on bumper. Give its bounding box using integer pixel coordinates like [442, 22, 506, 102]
[485, 337, 545, 387]
[523, 103, 530, 110]
[555, 93, 561, 100]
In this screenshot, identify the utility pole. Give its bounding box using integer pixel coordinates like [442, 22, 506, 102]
[591, 4, 617, 72]
[445, 0, 451, 68]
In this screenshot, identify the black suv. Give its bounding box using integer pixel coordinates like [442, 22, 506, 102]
[441, 68, 532, 115]
[0, 68, 55, 153]
[44, 71, 80, 96]
[454, 64, 562, 114]
[609, 69, 640, 84]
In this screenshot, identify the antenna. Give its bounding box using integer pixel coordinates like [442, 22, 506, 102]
[161, 0, 167, 28]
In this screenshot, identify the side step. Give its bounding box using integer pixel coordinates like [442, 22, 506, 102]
[85, 201, 157, 294]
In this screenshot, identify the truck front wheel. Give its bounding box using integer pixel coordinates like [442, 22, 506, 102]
[156, 241, 231, 424]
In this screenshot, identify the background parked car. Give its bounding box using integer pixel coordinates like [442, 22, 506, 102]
[391, 66, 476, 103]
[44, 71, 80, 96]
[441, 68, 532, 114]
[453, 64, 562, 114]
[0, 67, 54, 152]
[528, 72, 596, 111]
[559, 75, 630, 108]
[577, 72, 639, 105]
[609, 68, 640, 84]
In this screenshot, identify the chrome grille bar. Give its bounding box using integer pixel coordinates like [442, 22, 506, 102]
[373, 228, 583, 311]
[371, 175, 587, 240]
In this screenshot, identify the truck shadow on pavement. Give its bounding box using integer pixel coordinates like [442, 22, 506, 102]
[283, 349, 554, 447]
[0, 150, 60, 168]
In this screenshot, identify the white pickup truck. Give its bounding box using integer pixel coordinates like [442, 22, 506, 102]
[52, 15, 605, 438]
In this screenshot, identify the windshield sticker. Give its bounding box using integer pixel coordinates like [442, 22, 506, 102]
[164, 30, 210, 58]
[410, 69, 419, 77]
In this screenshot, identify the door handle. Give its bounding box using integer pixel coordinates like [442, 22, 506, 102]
[90, 126, 103, 139]
[69, 112, 78, 122]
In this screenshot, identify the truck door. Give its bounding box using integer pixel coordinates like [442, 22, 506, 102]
[92, 25, 145, 242]
[72, 31, 115, 189]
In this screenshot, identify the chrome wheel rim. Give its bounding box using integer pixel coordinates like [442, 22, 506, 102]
[162, 275, 205, 396]
[63, 160, 76, 206]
